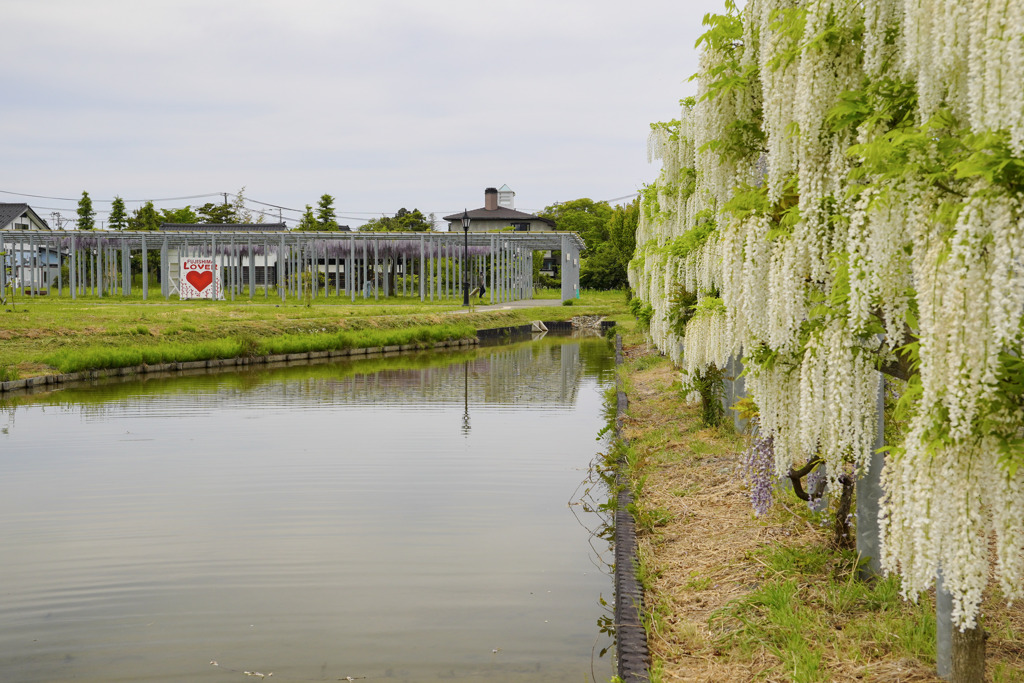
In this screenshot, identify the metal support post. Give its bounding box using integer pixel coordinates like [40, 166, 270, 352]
[248, 238, 255, 299]
[857, 375, 886, 579]
[141, 234, 148, 300]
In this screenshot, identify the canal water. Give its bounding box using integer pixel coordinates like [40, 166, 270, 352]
[0, 337, 616, 682]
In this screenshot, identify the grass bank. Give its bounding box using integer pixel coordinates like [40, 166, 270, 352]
[0, 290, 629, 378]
[42, 323, 477, 374]
[613, 338, 1024, 682]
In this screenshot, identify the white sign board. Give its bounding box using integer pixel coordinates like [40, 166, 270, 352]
[179, 258, 222, 300]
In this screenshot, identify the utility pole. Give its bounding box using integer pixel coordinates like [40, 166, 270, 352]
[50, 212, 69, 230]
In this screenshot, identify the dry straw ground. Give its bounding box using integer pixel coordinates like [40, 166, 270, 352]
[620, 344, 1023, 683]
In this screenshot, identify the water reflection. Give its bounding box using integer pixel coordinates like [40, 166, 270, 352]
[1, 340, 605, 423]
[462, 360, 471, 437]
[0, 337, 615, 683]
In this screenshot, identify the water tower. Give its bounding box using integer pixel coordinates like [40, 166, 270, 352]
[497, 184, 515, 210]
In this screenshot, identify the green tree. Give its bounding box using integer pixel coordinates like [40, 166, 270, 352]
[542, 197, 637, 290]
[316, 194, 339, 231]
[293, 205, 319, 231]
[582, 198, 640, 289]
[393, 207, 432, 231]
[580, 243, 627, 289]
[607, 199, 639, 267]
[109, 196, 127, 231]
[359, 216, 388, 231]
[538, 198, 613, 252]
[361, 207, 433, 232]
[231, 187, 252, 223]
[159, 206, 200, 224]
[197, 202, 236, 224]
[77, 191, 95, 231]
[127, 201, 161, 231]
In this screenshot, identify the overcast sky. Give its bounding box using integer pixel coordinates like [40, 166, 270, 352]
[2, 0, 725, 229]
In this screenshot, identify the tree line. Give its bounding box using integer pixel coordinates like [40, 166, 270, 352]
[73, 188, 340, 232]
[73, 189, 442, 235]
[537, 197, 639, 290]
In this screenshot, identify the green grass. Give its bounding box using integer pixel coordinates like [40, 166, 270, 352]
[628, 501, 674, 533]
[628, 353, 666, 373]
[710, 544, 936, 681]
[42, 322, 478, 373]
[684, 571, 714, 591]
[993, 662, 1024, 683]
[0, 290, 631, 379]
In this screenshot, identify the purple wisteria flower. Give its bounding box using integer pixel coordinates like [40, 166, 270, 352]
[743, 434, 777, 516]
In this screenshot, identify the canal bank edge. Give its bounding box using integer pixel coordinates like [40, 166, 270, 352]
[0, 338, 480, 394]
[0, 320, 618, 395]
[614, 334, 651, 682]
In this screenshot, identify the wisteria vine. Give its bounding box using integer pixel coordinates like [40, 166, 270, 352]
[629, 0, 1024, 629]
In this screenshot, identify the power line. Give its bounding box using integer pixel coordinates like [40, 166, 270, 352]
[243, 198, 407, 217]
[599, 192, 639, 203]
[242, 197, 303, 213]
[117, 193, 224, 203]
[0, 189, 225, 204]
[0, 190, 80, 202]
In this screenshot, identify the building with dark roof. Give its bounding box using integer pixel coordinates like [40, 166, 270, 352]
[443, 187, 554, 233]
[0, 203, 51, 231]
[0, 203, 58, 293]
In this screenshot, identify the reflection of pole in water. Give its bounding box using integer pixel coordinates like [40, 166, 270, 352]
[461, 360, 471, 436]
[561, 343, 580, 403]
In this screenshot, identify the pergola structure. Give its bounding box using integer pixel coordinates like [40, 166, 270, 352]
[0, 230, 584, 304]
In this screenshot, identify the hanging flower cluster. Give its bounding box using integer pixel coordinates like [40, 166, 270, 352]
[743, 433, 779, 516]
[630, 0, 1024, 629]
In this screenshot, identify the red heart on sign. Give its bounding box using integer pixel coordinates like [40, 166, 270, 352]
[186, 270, 213, 292]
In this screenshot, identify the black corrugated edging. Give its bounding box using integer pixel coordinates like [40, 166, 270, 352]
[614, 334, 651, 682]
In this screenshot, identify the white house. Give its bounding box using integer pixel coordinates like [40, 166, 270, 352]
[0, 203, 60, 292]
[443, 187, 555, 233]
[0, 203, 51, 231]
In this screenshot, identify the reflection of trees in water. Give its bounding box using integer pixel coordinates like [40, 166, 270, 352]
[0, 404, 14, 434]
[1, 340, 614, 425]
[318, 342, 585, 407]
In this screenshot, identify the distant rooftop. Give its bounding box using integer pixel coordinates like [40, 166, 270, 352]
[0, 203, 51, 230]
[442, 207, 550, 224]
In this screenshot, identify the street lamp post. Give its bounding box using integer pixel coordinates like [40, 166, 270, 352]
[461, 209, 470, 306]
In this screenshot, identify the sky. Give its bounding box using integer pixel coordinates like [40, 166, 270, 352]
[2, 0, 726, 229]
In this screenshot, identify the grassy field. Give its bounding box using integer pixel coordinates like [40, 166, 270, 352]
[0, 289, 630, 379]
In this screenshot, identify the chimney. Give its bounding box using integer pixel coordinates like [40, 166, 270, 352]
[484, 187, 498, 210]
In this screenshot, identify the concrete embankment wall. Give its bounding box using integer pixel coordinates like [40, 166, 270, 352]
[0, 338, 478, 395]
